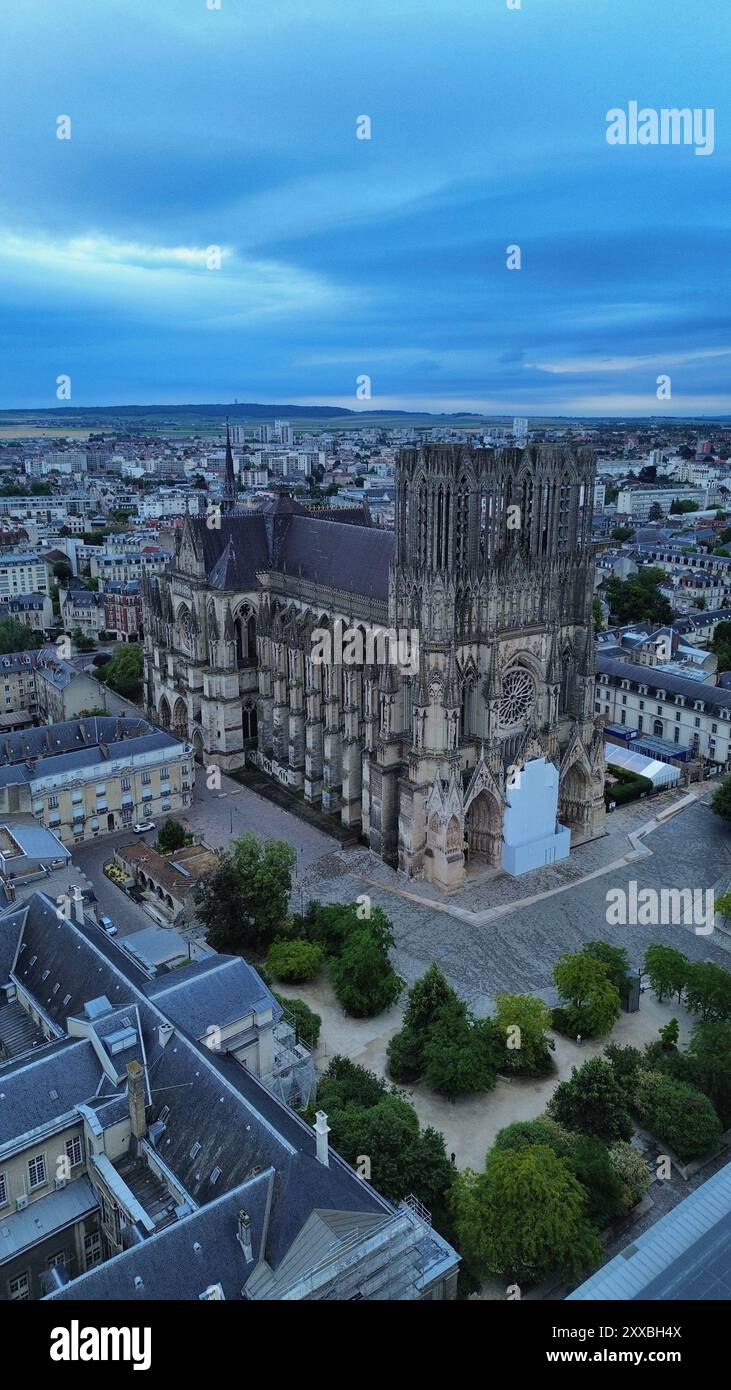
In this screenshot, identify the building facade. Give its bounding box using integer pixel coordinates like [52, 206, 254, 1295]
[144, 444, 605, 889]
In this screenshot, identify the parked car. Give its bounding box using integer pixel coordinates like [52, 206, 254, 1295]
[98, 914, 118, 936]
[132, 821, 155, 834]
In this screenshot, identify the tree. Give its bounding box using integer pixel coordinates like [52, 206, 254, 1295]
[53, 560, 72, 583]
[451, 1147, 601, 1283]
[592, 595, 604, 633]
[194, 855, 247, 951]
[386, 962, 461, 1083]
[604, 1043, 645, 1100]
[553, 953, 621, 1037]
[635, 1072, 721, 1160]
[548, 1057, 633, 1143]
[658, 1017, 680, 1050]
[566, 1135, 626, 1230]
[687, 1020, 731, 1126]
[608, 1141, 650, 1210]
[273, 992, 321, 1049]
[492, 1118, 574, 1160]
[611, 526, 635, 542]
[305, 901, 360, 956]
[715, 891, 731, 922]
[231, 833, 295, 949]
[71, 627, 96, 652]
[581, 940, 631, 1002]
[604, 567, 673, 625]
[684, 960, 731, 1022]
[493, 992, 555, 1075]
[386, 1025, 425, 1084]
[643, 943, 689, 1004]
[101, 643, 143, 700]
[422, 1001, 500, 1098]
[0, 618, 42, 653]
[711, 775, 731, 822]
[648, 502, 664, 521]
[329, 926, 403, 1018]
[155, 817, 187, 854]
[670, 499, 699, 514]
[265, 939, 323, 983]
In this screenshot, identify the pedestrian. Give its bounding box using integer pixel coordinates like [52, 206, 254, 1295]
[576, 1034, 582, 1047]
[450, 1152, 456, 1166]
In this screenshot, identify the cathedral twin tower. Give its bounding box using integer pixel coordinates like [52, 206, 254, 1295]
[144, 442, 605, 891]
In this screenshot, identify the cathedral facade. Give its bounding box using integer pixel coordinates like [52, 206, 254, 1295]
[143, 441, 605, 891]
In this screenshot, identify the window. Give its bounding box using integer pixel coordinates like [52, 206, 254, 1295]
[142, 771, 151, 785]
[674, 727, 680, 743]
[638, 716, 644, 731]
[8, 1272, 29, 1301]
[695, 717, 701, 728]
[121, 777, 131, 791]
[84, 1231, 102, 1269]
[0, 1171, 7, 1207]
[48, 1251, 67, 1270]
[639, 700, 645, 710]
[65, 1135, 83, 1169]
[161, 766, 169, 778]
[28, 1153, 47, 1190]
[48, 794, 59, 809]
[676, 712, 681, 722]
[712, 723, 718, 734]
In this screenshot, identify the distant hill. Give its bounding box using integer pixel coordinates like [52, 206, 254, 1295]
[0, 402, 485, 421]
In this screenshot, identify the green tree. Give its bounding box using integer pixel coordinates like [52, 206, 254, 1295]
[156, 817, 187, 854]
[684, 960, 731, 1022]
[492, 1118, 574, 1160]
[608, 1141, 650, 1210]
[101, 643, 144, 700]
[592, 595, 604, 633]
[329, 926, 403, 1018]
[604, 567, 674, 625]
[493, 992, 555, 1075]
[686, 1020, 731, 1126]
[643, 943, 689, 1004]
[194, 855, 247, 951]
[604, 1043, 645, 1100]
[71, 626, 96, 652]
[273, 992, 321, 1049]
[711, 775, 731, 822]
[0, 618, 43, 653]
[581, 940, 631, 1001]
[231, 833, 295, 949]
[553, 953, 621, 1037]
[715, 891, 731, 921]
[658, 1017, 680, 1050]
[265, 939, 323, 983]
[566, 1135, 626, 1230]
[635, 1072, 721, 1160]
[548, 1056, 633, 1143]
[611, 526, 635, 542]
[451, 1147, 601, 1283]
[422, 1001, 500, 1098]
[53, 559, 72, 583]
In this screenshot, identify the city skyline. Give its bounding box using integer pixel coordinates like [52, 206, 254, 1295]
[0, 0, 728, 414]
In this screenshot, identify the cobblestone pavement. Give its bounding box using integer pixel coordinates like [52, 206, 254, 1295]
[295, 790, 731, 1014]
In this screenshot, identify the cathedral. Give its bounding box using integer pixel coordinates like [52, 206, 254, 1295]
[143, 437, 605, 891]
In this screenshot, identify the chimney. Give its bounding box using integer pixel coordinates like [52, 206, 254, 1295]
[237, 1209, 253, 1263]
[314, 1110, 330, 1167]
[70, 886, 85, 925]
[126, 1060, 147, 1140]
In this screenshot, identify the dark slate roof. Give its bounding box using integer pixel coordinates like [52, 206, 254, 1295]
[0, 1038, 103, 1151]
[145, 956, 280, 1036]
[596, 652, 731, 710]
[569, 1161, 731, 1300]
[186, 497, 393, 600]
[48, 1171, 274, 1301]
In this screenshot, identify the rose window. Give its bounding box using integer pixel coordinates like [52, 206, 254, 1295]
[498, 669, 533, 728]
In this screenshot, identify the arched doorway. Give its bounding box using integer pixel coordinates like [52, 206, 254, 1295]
[172, 697, 188, 740]
[559, 760, 592, 833]
[192, 729, 205, 764]
[465, 790, 503, 866]
[159, 695, 171, 729]
[107, 813, 115, 832]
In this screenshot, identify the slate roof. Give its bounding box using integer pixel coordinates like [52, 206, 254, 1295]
[145, 956, 280, 1036]
[596, 652, 731, 711]
[0, 1038, 104, 1155]
[568, 1161, 731, 1300]
[185, 496, 393, 600]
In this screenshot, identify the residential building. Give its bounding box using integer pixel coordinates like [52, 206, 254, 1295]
[103, 581, 143, 642]
[0, 555, 49, 599]
[59, 587, 104, 640]
[595, 652, 731, 766]
[0, 651, 40, 720]
[0, 891, 457, 1301]
[0, 593, 54, 635]
[0, 716, 194, 844]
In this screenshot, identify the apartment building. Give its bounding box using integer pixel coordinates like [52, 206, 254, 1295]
[103, 580, 143, 641]
[0, 651, 40, 720]
[0, 555, 49, 599]
[616, 487, 707, 520]
[89, 550, 169, 584]
[0, 593, 54, 634]
[595, 652, 731, 766]
[0, 891, 458, 1301]
[33, 651, 103, 724]
[59, 586, 104, 639]
[0, 716, 194, 844]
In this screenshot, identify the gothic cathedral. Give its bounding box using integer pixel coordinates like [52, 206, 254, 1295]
[143, 441, 605, 890]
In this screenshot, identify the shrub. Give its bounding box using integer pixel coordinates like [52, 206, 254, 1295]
[491, 1118, 574, 1160]
[266, 939, 324, 983]
[273, 992, 321, 1049]
[329, 928, 403, 1018]
[386, 1025, 424, 1084]
[422, 1003, 499, 1098]
[608, 1142, 650, 1211]
[634, 1072, 722, 1161]
[566, 1135, 626, 1230]
[547, 1057, 633, 1143]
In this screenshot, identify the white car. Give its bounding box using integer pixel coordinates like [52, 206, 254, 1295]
[132, 821, 155, 834]
[98, 915, 118, 937]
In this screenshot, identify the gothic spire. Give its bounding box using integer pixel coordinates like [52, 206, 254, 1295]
[222, 420, 236, 512]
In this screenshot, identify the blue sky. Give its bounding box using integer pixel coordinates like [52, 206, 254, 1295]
[0, 0, 728, 414]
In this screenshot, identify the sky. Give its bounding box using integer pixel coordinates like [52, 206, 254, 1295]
[0, 0, 728, 415]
